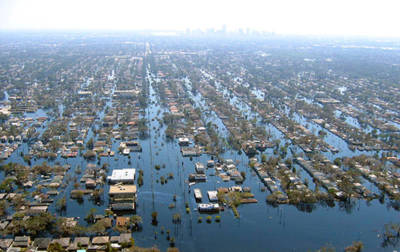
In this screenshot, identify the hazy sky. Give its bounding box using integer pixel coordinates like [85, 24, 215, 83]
[0, 0, 399, 37]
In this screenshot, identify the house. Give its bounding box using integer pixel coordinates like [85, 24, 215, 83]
[181, 146, 200, 156]
[64, 217, 78, 228]
[91, 236, 109, 245]
[207, 191, 218, 201]
[225, 159, 234, 165]
[198, 203, 220, 212]
[33, 237, 51, 251]
[188, 173, 206, 182]
[116, 216, 130, 227]
[100, 217, 113, 228]
[71, 237, 90, 249]
[110, 236, 121, 244]
[230, 186, 243, 192]
[88, 236, 109, 251]
[52, 237, 70, 248]
[13, 236, 30, 248]
[0, 221, 9, 230]
[0, 239, 12, 250]
[195, 162, 205, 174]
[28, 205, 48, 214]
[119, 233, 132, 244]
[78, 91, 92, 97]
[194, 188, 202, 201]
[217, 187, 229, 194]
[113, 89, 139, 98]
[85, 179, 96, 189]
[178, 137, 190, 146]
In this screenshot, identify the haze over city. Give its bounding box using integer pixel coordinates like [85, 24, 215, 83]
[1, 0, 400, 37]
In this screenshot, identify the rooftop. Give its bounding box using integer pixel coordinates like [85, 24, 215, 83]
[109, 184, 137, 194]
[108, 168, 136, 183]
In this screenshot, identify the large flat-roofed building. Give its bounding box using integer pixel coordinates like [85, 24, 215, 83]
[109, 185, 137, 197]
[108, 168, 136, 184]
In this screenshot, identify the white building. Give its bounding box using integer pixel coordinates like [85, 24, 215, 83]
[178, 137, 190, 146]
[195, 162, 205, 174]
[108, 168, 136, 184]
[207, 191, 218, 202]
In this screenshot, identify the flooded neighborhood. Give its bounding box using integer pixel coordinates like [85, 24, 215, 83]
[0, 32, 399, 252]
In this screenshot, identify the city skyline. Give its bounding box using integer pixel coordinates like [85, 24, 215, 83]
[1, 0, 400, 37]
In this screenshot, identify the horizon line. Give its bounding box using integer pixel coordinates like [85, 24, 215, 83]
[0, 29, 400, 40]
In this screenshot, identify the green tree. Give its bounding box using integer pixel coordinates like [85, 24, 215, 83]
[86, 137, 94, 150]
[85, 208, 97, 224]
[48, 242, 66, 252]
[261, 154, 267, 163]
[345, 241, 363, 252]
[24, 212, 55, 236]
[56, 196, 67, 212]
[130, 215, 143, 230]
[0, 200, 7, 216]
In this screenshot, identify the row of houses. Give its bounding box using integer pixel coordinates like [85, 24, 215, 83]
[0, 233, 132, 251]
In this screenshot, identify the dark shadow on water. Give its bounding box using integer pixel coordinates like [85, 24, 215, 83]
[338, 199, 357, 214]
[387, 200, 400, 211]
[295, 203, 317, 213]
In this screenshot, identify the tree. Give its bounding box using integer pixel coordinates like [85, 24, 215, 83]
[56, 196, 67, 212]
[48, 242, 66, 252]
[87, 220, 107, 235]
[54, 218, 84, 236]
[86, 137, 94, 150]
[105, 242, 119, 252]
[83, 150, 96, 159]
[24, 212, 55, 236]
[85, 208, 97, 224]
[130, 215, 143, 230]
[334, 157, 342, 167]
[49, 138, 61, 152]
[285, 158, 293, 168]
[0, 178, 14, 193]
[74, 190, 84, 203]
[151, 211, 158, 225]
[91, 189, 103, 203]
[165, 126, 175, 139]
[0, 200, 7, 216]
[345, 241, 363, 252]
[261, 154, 267, 163]
[172, 213, 181, 224]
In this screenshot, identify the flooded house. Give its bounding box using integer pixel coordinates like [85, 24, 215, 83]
[194, 188, 202, 201]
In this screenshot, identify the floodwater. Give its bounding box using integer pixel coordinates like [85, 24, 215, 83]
[1, 70, 400, 252]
